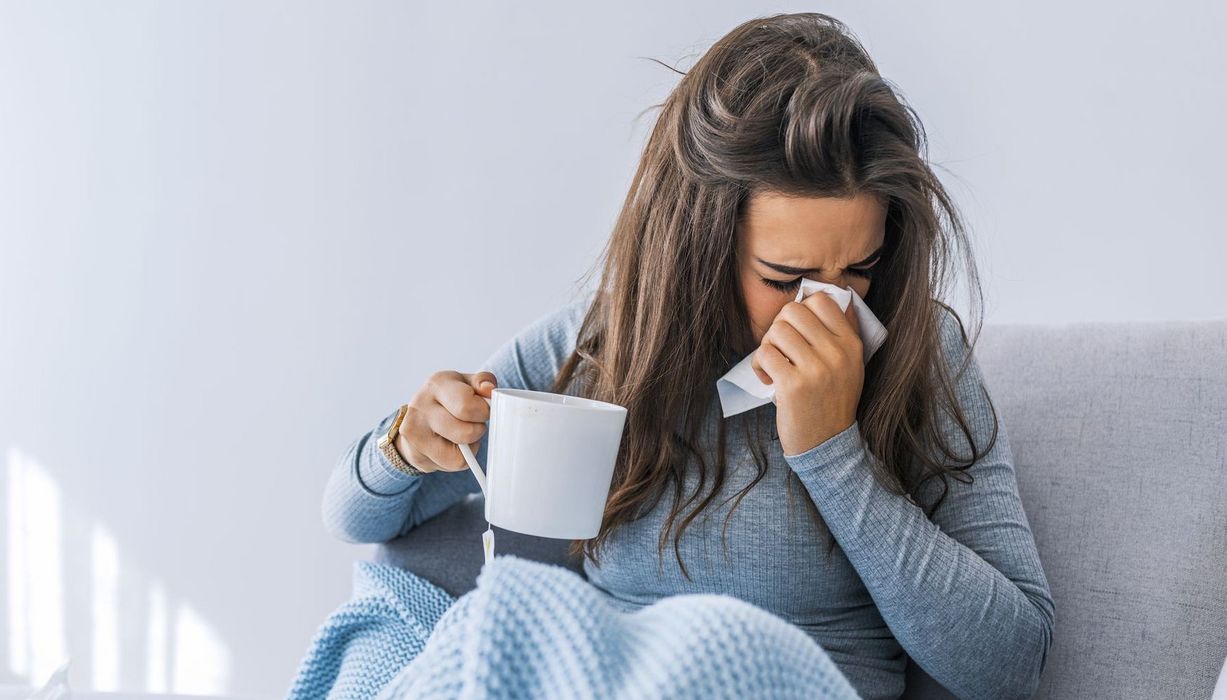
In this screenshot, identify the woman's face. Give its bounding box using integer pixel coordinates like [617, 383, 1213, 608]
[736, 190, 888, 345]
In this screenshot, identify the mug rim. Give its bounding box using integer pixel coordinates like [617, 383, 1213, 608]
[492, 387, 626, 413]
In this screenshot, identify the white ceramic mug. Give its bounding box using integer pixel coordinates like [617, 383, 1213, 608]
[458, 388, 629, 539]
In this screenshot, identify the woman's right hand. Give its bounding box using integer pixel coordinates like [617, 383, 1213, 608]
[396, 370, 497, 474]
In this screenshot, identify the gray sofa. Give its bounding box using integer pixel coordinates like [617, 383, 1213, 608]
[375, 319, 1227, 699]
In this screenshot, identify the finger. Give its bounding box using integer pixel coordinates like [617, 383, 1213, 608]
[763, 317, 816, 366]
[395, 435, 439, 474]
[467, 371, 498, 398]
[775, 301, 832, 349]
[416, 429, 469, 471]
[434, 377, 491, 422]
[750, 352, 772, 384]
[400, 430, 456, 472]
[401, 441, 444, 474]
[756, 340, 793, 384]
[752, 360, 771, 383]
[426, 399, 487, 446]
[776, 301, 857, 368]
[800, 291, 853, 337]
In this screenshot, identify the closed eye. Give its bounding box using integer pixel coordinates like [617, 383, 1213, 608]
[759, 261, 878, 293]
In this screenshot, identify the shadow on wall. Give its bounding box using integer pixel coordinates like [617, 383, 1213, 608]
[2, 446, 231, 693]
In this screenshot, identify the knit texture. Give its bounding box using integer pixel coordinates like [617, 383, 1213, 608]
[285, 560, 454, 700]
[288, 555, 862, 700]
[321, 289, 1056, 700]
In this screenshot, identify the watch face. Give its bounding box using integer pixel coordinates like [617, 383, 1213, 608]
[386, 406, 407, 442]
[390, 406, 408, 436]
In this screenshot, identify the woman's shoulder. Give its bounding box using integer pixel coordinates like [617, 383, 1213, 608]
[933, 301, 980, 378]
[929, 301, 999, 446]
[513, 287, 596, 351]
[480, 288, 597, 393]
[934, 300, 963, 347]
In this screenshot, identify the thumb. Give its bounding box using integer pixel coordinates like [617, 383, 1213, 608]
[469, 371, 498, 397]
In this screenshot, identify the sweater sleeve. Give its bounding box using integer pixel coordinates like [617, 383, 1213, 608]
[321, 293, 593, 544]
[781, 308, 1055, 700]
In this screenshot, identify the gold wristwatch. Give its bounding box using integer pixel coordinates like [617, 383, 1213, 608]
[377, 404, 431, 477]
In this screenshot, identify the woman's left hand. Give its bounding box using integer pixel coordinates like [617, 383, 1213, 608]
[749, 292, 865, 456]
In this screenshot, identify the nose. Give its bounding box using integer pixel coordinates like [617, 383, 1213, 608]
[807, 272, 848, 287]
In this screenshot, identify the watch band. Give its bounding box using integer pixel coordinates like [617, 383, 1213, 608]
[378, 404, 431, 477]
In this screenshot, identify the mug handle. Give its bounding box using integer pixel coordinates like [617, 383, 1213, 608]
[457, 395, 493, 497]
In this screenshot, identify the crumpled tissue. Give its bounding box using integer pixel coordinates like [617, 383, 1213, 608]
[716, 278, 888, 418]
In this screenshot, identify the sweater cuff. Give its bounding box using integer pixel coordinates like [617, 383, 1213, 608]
[358, 418, 424, 496]
[781, 420, 866, 471]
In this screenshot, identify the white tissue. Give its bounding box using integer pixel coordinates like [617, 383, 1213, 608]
[716, 278, 888, 418]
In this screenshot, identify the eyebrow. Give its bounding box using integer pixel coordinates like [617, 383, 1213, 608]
[755, 242, 887, 276]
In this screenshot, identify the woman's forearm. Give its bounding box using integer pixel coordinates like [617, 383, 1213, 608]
[785, 421, 1054, 700]
[322, 408, 482, 544]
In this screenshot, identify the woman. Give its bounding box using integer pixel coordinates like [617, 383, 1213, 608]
[323, 12, 1054, 700]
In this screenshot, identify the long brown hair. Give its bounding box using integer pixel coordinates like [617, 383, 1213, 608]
[551, 12, 996, 578]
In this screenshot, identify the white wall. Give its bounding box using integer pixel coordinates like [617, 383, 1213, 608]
[0, 1, 1222, 696]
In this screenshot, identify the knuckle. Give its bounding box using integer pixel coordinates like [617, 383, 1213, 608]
[463, 422, 486, 443]
[774, 311, 800, 332]
[427, 370, 457, 392]
[755, 345, 776, 367]
[420, 382, 441, 403]
[463, 398, 488, 422]
[402, 406, 427, 435]
[451, 401, 473, 422]
[441, 422, 474, 446]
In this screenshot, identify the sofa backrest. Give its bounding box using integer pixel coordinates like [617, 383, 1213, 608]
[903, 318, 1227, 699]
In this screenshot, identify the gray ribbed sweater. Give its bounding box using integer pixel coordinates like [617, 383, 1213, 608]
[321, 291, 1055, 700]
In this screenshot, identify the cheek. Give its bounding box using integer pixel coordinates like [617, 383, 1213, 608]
[849, 278, 871, 300]
[740, 277, 790, 343]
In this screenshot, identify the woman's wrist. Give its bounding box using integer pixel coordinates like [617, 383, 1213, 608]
[375, 409, 432, 478]
[394, 434, 434, 475]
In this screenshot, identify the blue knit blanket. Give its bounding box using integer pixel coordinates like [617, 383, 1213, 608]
[287, 555, 860, 700]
